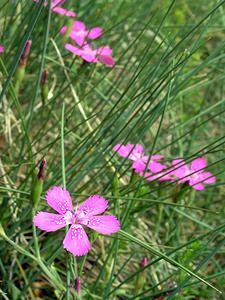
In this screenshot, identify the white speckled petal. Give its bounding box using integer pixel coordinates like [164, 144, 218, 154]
[63, 224, 91, 256]
[77, 195, 108, 216]
[33, 212, 67, 232]
[84, 215, 120, 235]
[46, 186, 74, 215]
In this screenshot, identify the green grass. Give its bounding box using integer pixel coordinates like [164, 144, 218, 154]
[0, 0, 225, 299]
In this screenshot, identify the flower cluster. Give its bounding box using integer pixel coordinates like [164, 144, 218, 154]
[34, 186, 120, 256]
[33, 0, 115, 67]
[113, 143, 216, 190]
[62, 22, 115, 67]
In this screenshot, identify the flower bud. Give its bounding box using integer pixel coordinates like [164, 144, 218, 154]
[37, 159, 46, 180]
[41, 69, 49, 104]
[75, 277, 81, 294]
[15, 40, 32, 93]
[20, 40, 32, 66]
[135, 257, 148, 294]
[112, 173, 119, 197]
[31, 160, 46, 210]
[140, 257, 148, 268]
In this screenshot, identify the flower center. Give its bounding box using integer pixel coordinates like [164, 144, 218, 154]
[64, 211, 74, 224]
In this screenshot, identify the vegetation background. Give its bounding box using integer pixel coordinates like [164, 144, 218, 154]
[0, 0, 224, 299]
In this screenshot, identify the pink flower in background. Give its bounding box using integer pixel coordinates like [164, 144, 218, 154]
[52, 6, 76, 17]
[34, 186, 120, 256]
[113, 144, 166, 174]
[65, 43, 115, 67]
[33, 0, 63, 7]
[33, 0, 76, 17]
[60, 21, 102, 46]
[172, 157, 216, 190]
[0, 46, 4, 53]
[113, 144, 145, 160]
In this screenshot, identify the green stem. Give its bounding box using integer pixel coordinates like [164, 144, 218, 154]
[155, 187, 163, 237]
[32, 209, 41, 260]
[61, 103, 77, 299]
[0, 228, 64, 291]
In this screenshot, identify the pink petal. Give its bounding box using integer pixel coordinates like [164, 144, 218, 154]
[46, 186, 73, 215]
[113, 144, 129, 157]
[60, 26, 67, 34]
[201, 172, 216, 184]
[81, 52, 98, 63]
[73, 21, 86, 31]
[65, 43, 82, 56]
[128, 144, 144, 160]
[190, 182, 205, 190]
[98, 55, 115, 67]
[158, 173, 174, 182]
[88, 27, 103, 39]
[145, 171, 173, 182]
[144, 172, 153, 181]
[97, 46, 112, 56]
[148, 161, 166, 173]
[113, 144, 144, 160]
[191, 158, 207, 171]
[33, 212, 67, 232]
[63, 224, 91, 256]
[151, 155, 164, 160]
[69, 32, 86, 47]
[52, 0, 65, 7]
[34, 0, 64, 7]
[0, 46, 4, 53]
[85, 215, 120, 235]
[132, 159, 146, 173]
[171, 159, 190, 182]
[52, 7, 76, 17]
[76, 44, 98, 62]
[78, 195, 108, 216]
[142, 155, 150, 163]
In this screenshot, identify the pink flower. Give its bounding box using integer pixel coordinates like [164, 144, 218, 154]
[33, 0, 63, 7]
[33, 186, 120, 256]
[172, 158, 216, 190]
[52, 6, 76, 17]
[113, 144, 145, 160]
[33, 0, 76, 17]
[65, 43, 115, 67]
[60, 21, 102, 46]
[113, 144, 166, 174]
[0, 46, 4, 53]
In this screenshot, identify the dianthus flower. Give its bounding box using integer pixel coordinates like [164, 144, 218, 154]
[0, 46, 4, 53]
[171, 157, 216, 190]
[60, 21, 102, 46]
[65, 43, 115, 67]
[34, 186, 120, 256]
[113, 144, 166, 173]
